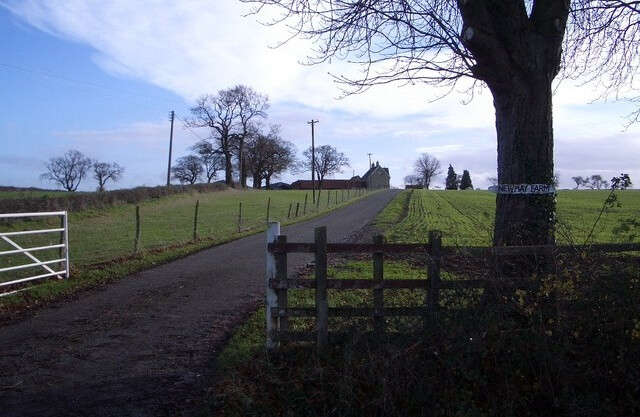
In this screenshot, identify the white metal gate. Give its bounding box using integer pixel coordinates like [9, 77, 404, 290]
[0, 211, 69, 294]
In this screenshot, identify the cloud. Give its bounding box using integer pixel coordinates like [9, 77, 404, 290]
[1, 0, 639, 191]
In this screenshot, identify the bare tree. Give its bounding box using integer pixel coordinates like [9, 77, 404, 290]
[229, 85, 269, 188]
[414, 153, 442, 190]
[572, 176, 586, 190]
[301, 145, 349, 197]
[191, 140, 224, 183]
[171, 155, 203, 185]
[588, 174, 609, 190]
[404, 174, 422, 187]
[244, 0, 640, 246]
[245, 125, 273, 189]
[186, 91, 239, 186]
[263, 134, 296, 189]
[41, 150, 92, 192]
[93, 161, 123, 192]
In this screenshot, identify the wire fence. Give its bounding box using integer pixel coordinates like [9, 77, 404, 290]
[0, 189, 374, 285]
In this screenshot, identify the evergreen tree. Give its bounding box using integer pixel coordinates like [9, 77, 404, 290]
[460, 170, 473, 190]
[445, 164, 458, 190]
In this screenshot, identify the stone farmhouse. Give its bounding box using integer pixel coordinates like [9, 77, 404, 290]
[292, 161, 390, 190]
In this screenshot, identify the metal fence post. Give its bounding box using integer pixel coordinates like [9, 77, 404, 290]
[315, 226, 328, 353]
[266, 222, 280, 350]
[63, 211, 70, 278]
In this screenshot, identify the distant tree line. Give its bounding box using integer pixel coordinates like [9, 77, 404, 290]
[405, 154, 473, 190]
[572, 175, 612, 190]
[41, 149, 123, 192]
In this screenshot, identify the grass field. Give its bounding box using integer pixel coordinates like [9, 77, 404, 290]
[0, 188, 371, 304]
[377, 189, 640, 245]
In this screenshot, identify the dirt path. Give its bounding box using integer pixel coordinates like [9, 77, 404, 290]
[0, 190, 400, 417]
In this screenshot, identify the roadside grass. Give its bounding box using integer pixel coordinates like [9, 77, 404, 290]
[212, 189, 640, 417]
[0, 188, 374, 314]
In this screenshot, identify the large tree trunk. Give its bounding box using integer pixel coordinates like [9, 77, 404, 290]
[239, 146, 247, 188]
[253, 174, 262, 189]
[491, 79, 555, 247]
[265, 175, 271, 189]
[224, 152, 233, 186]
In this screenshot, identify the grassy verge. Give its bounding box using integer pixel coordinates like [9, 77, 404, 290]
[211, 189, 640, 417]
[0, 188, 377, 316]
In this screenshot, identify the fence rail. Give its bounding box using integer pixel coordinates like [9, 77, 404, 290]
[265, 222, 640, 352]
[0, 211, 69, 294]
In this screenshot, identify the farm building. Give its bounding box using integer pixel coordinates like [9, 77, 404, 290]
[291, 161, 390, 190]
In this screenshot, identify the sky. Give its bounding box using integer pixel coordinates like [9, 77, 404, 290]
[0, 0, 638, 191]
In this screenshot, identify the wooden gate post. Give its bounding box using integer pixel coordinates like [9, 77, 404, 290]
[266, 197, 271, 222]
[193, 199, 199, 241]
[425, 230, 442, 331]
[276, 235, 288, 336]
[315, 226, 328, 353]
[134, 205, 141, 253]
[373, 234, 385, 337]
[265, 222, 281, 350]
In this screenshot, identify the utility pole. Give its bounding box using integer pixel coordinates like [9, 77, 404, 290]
[308, 119, 319, 204]
[368, 153, 373, 168]
[167, 110, 175, 187]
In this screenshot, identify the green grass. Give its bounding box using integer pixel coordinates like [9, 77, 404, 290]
[376, 189, 640, 245]
[0, 188, 372, 309]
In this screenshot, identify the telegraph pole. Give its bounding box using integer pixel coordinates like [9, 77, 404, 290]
[167, 111, 175, 187]
[308, 119, 319, 204]
[368, 153, 373, 168]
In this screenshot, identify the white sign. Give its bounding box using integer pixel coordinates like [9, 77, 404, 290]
[488, 184, 555, 194]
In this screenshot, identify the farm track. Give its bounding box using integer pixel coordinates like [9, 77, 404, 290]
[0, 190, 400, 417]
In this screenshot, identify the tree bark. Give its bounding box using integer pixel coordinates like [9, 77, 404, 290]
[265, 175, 271, 189]
[253, 174, 262, 189]
[491, 79, 555, 247]
[224, 151, 233, 186]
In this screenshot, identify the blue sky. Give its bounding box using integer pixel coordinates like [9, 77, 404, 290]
[1, 1, 638, 191]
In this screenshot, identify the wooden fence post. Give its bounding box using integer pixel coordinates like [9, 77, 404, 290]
[303, 193, 308, 215]
[315, 226, 328, 353]
[266, 197, 271, 222]
[287, 202, 292, 218]
[373, 234, 384, 337]
[134, 205, 141, 253]
[348, 189, 350, 199]
[327, 189, 330, 207]
[237, 202, 242, 233]
[425, 230, 442, 330]
[193, 199, 199, 241]
[265, 222, 280, 350]
[295, 202, 300, 217]
[276, 235, 288, 337]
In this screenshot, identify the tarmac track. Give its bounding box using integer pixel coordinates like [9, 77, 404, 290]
[0, 189, 400, 417]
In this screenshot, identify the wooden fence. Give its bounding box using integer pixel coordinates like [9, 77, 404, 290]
[265, 222, 640, 352]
